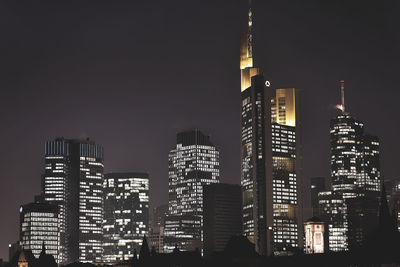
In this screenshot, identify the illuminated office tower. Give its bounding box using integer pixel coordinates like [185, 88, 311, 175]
[330, 113, 364, 198]
[43, 138, 104, 263]
[325, 81, 381, 250]
[103, 173, 149, 262]
[239, 2, 302, 256]
[359, 135, 380, 192]
[330, 81, 381, 197]
[318, 191, 348, 251]
[19, 201, 60, 262]
[239, 1, 269, 253]
[164, 129, 220, 252]
[270, 88, 303, 255]
[241, 74, 270, 254]
[42, 139, 69, 262]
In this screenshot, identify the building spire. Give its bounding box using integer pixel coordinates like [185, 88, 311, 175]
[340, 80, 345, 113]
[247, 0, 253, 59]
[336, 80, 345, 113]
[240, 0, 259, 91]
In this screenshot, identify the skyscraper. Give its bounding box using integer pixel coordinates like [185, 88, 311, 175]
[320, 80, 381, 251]
[318, 191, 348, 251]
[239, 2, 302, 256]
[164, 129, 220, 252]
[43, 138, 104, 263]
[19, 201, 60, 262]
[270, 88, 303, 255]
[203, 183, 242, 257]
[103, 172, 149, 262]
[310, 177, 326, 217]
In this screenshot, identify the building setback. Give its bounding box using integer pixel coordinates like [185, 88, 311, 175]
[319, 81, 381, 251]
[19, 201, 60, 263]
[103, 172, 149, 262]
[203, 183, 242, 257]
[164, 129, 220, 252]
[239, 3, 303, 256]
[42, 138, 104, 263]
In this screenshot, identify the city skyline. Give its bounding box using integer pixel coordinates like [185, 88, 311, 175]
[0, 0, 399, 261]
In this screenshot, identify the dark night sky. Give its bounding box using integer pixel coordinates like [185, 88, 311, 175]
[0, 0, 399, 260]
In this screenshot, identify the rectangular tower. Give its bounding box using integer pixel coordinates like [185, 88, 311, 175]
[164, 129, 220, 252]
[19, 201, 60, 262]
[203, 183, 242, 257]
[103, 172, 149, 262]
[269, 88, 303, 255]
[43, 138, 104, 263]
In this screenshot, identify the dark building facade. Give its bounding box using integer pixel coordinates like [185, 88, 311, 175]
[103, 172, 149, 262]
[164, 129, 220, 252]
[42, 138, 104, 263]
[203, 183, 242, 257]
[310, 177, 326, 217]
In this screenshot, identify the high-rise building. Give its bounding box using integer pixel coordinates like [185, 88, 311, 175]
[310, 177, 326, 217]
[323, 81, 381, 251]
[318, 191, 348, 251]
[330, 113, 364, 198]
[149, 204, 168, 253]
[103, 172, 149, 262]
[330, 81, 380, 197]
[19, 201, 60, 262]
[42, 138, 104, 263]
[239, 2, 302, 256]
[241, 74, 271, 253]
[164, 129, 220, 252]
[270, 88, 303, 256]
[203, 183, 242, 258]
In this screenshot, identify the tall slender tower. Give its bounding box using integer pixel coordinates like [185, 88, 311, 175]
[240, 1, 303, 256]
[43, 138, 104, 263]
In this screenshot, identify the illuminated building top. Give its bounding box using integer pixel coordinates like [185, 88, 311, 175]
[240, 1, 259, 91]
[272, 88, 296, 127]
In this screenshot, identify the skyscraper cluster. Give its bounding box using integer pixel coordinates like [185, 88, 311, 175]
[17, 139, 149, 265]
[9, 2, 398, 265]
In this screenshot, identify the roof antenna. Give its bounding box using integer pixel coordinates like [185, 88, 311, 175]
[340, 80, 345, 113]
[336, 80, 345, 113]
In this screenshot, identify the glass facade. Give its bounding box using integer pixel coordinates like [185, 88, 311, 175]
[164, 129, 220, 252]
[19, 202, 60, 263]
[323, 111, 381, 251]
[103, 173, 149, 262]
[270, 88, 302, 255]
[43, 138, 104, 263]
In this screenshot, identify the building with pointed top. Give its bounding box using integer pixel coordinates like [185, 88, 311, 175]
[239, 2, 303, 256]
[319, 81, 382, 252]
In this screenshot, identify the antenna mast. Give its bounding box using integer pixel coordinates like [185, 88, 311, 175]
[340, 80, 345, 113]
